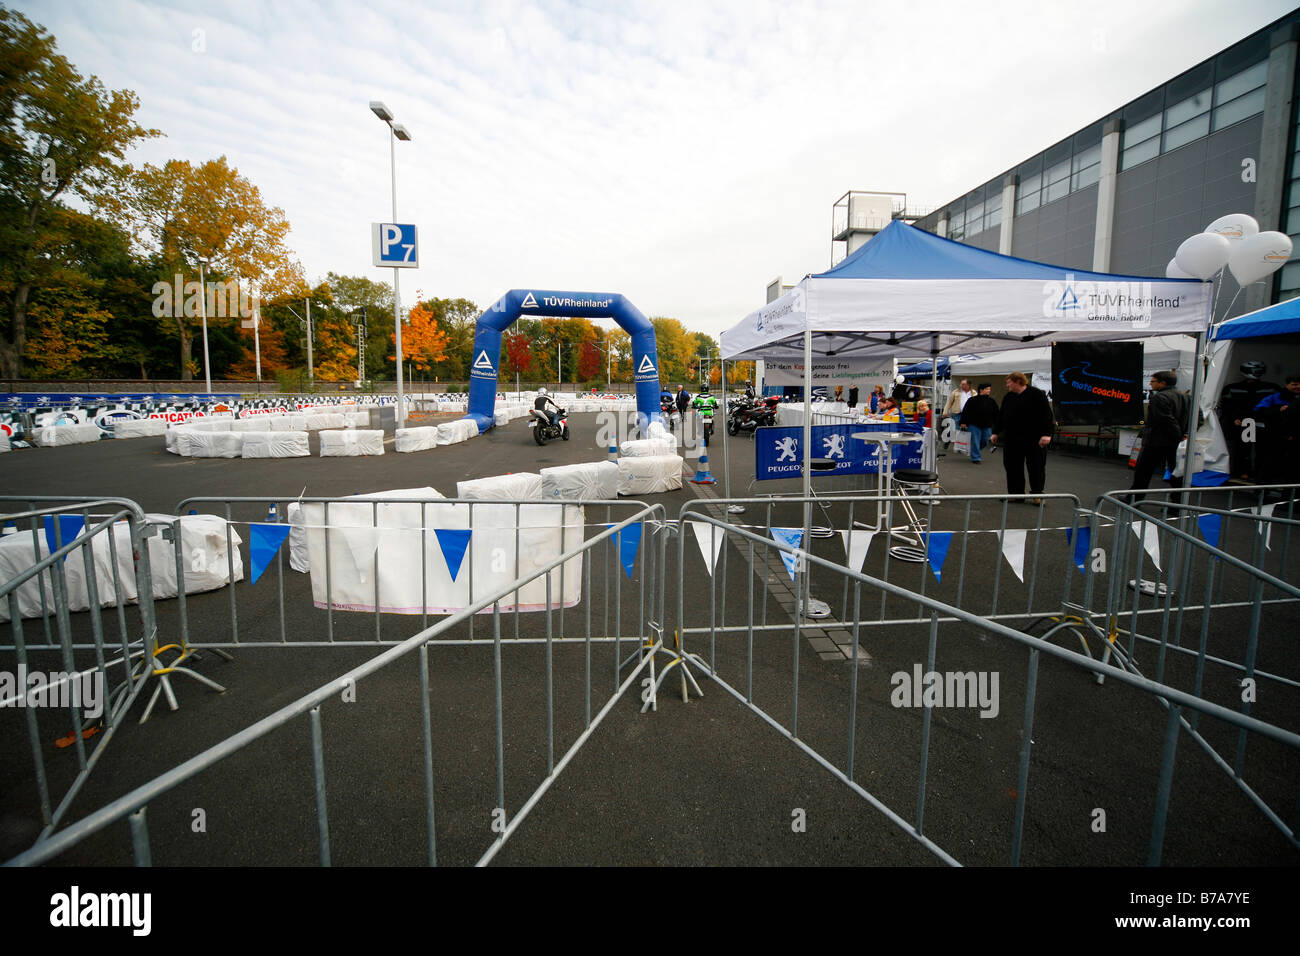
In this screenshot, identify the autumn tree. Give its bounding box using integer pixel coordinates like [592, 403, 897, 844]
[123, 155, 300, 379]
[326, 272, 392, 379]
[578, 339, 603, 383]
[393, 298, 450, 373]
[502, 329, 533, 378]
[0, 8, 160, 377]
[607, 329, 631, 382]
[650, 317, 696, 383]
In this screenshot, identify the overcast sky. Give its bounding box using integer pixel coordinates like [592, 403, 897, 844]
[15, 0, 1296, 340]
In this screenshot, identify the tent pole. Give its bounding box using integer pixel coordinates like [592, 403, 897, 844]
[722, 358, 731, 499]
[1182, 330, 1206, 491]
[802, 325, 814, 621]
[931, 334, 940, 462]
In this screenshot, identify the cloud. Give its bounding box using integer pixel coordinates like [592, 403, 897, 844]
[13, 0, 1295, 340]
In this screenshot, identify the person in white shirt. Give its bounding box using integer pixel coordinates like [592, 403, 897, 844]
[941, 379, 973, 449]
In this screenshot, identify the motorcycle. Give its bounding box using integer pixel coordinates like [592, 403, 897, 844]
[727, 395, 778, 436]
[529, 407, 569, 445]
[660, 395, 680, 432]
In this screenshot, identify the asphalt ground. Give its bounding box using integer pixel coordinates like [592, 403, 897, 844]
[0, 414, 1296, 880]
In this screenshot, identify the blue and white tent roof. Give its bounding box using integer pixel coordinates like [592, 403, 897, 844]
[1210, 294, 1300, 339]
[720, 220, 1211, 361]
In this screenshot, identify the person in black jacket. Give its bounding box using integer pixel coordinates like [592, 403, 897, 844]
[1132, 370, 1189, 492]
[991, 372, 1054, 499]
[958, 383, 998, 464]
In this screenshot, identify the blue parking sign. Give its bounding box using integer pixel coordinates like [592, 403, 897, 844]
[371, 222, 419, 268]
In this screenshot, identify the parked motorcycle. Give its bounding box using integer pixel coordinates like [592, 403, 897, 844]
[529, 407, 569, 445]
[727, 395, 779, 435]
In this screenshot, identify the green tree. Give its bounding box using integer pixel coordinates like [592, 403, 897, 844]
[123, 156, 301, 379]
[325, 272, 392, 379]
[650, 317, 696, 384]
[0, 8, 160, 377]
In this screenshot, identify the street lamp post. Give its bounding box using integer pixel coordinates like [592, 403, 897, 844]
[196, 256, 211, 394]
[370, 101, 411, 425]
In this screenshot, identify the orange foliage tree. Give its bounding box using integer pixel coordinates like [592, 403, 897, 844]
[391, 298, 449, 373]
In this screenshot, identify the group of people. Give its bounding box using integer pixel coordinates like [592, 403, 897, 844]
[940, 375, 1052, 497]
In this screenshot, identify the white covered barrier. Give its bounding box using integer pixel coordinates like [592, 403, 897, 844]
[300, 488, 583, 613]
[241, 431, 310, 458]
[113, 419, 167, 439]
[456, 473, 543, 500]
[436, 419, 478, 445]
[31, 424, 101, 447]
[395, 427, 439, 454]
[494, 411, 510, 427]
[187, 431, 244, 458]
[645, 421, 678, 447]
[287, 502, 310, 573]
[320, 429, 384, 457]
[616, 455, 683, 496]
[620, 438, 677, 457]
[0, 514, 243, 623]
[540, 461, 620, 501]
[0, 435, 9, 453]
[305, 412, 348, 430]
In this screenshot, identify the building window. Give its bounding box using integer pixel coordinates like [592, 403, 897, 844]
[965, 199, 985, 236]
[1016, 173, 1041, 214]
[1043, 159, 1070, 204]
[1071, 143, 1101, 191]
[983, 191, 1002, 231]
[949, 208, 965, 241]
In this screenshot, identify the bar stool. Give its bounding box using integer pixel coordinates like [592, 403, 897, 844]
[806, 457, 837, 538]
[888, 467, 945, 562]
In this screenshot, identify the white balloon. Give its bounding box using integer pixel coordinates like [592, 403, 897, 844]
[1175, 232, 1231, 280]
[1228, 231, 1293, 286]
[1166, 258, 1195, 279]
[1204, 213, 1259, 243]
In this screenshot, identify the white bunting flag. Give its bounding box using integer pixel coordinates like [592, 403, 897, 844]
[1132, 520, 1162, 571]
[840, 530, 875, 573]
[1255, 502, 1278, 551]
[1000, 529, 1027, 583]
[688, 521, 725, 576]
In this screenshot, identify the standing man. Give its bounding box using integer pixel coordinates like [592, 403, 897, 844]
[941, 379, 973, 449]
[1252, 373, 1300, 485]
[1219, 361, 1279, 479]
[959, 383, 998, 464]
[675, 383, 691, 417]
[991, 372, 1054, 499]
[1131, 371, 1189, 492]
[847, 384, 859, 412]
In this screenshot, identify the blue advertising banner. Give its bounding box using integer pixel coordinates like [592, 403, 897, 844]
[755, 423, 924, 481]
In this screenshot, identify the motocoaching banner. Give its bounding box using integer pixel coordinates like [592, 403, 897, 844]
[1050, 342, 1143, 426]
[755, 423, 924, 481]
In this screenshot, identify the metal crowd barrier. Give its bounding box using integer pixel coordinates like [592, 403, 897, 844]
[170, 495, 661, 650]
[5, 502, 670, 866]
[0, 497, 160, 840]
[672, 494, 1300, 865]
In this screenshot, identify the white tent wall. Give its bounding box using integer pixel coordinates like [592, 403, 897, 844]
[950, 335, 1198, 395]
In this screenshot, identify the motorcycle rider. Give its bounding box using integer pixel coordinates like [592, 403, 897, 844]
[744, 380, 755, 401]
[534, 387, 560, 428]
[693, 381, 719, 440]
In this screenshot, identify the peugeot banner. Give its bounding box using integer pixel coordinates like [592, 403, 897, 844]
[755, 423, 923, 481]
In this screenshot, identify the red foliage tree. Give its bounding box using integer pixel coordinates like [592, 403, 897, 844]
[503, 329, 533, 377]
[578, 339, 602, 382]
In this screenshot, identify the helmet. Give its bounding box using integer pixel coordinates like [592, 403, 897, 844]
[1240, 361, 1266, 378]
[700, 382, 709, 393]
[538, 387, 548, 396]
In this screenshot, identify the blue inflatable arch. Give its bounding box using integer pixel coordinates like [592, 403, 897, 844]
[464, 289, 662, 432]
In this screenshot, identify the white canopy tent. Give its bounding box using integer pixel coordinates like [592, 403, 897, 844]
[720, 221, 1214, 501]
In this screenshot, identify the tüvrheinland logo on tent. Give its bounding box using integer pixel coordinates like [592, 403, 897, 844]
[471, 349, 496, 377]
[637, 354, 657, 375]
[521, 292, 539, 309]
[1042, 273, 1171, 329]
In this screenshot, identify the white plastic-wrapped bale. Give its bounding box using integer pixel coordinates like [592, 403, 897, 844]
[619, 438, 678, 457]
[113, 418, 168, 439]
[305, 412, 347, 430]
[395, 426, 438, 453]
[319, 429, 385, 456]
[493, 410, 509, 427]
[0, 514, 244, 622]
[645, 421, 678, 447]
[617, 455, 684, 495]
[241, 431, 310, 458]
[31, 423, 102, 446]
[539, 461, 620, 500]
[345, 411, 370, 427]
[0, 434, 8, 453]
[435, 419, 478, 445]
[302, 489, 582, 614]
[456, 472, 543, 500]
[187, 431, 244, 458]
